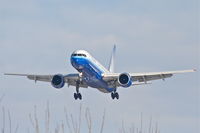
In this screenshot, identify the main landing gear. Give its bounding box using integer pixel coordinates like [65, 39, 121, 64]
[111, 89, 119, 100]
[74, 93, 82, 100]
[74, 81, 82, 100]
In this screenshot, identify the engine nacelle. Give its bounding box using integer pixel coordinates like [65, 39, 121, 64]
[118, 73, 132, 88]
[51, 74, 65, 89]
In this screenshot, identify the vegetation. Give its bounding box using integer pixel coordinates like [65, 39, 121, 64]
[0, 95, 160, 133]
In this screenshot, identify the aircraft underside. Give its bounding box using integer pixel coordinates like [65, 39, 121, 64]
[73, 66, 119, 100]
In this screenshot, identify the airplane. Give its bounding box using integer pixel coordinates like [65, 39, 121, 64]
[5, 45, 195, 100]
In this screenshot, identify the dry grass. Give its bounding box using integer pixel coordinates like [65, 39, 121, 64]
[119, 114, 160, 133]
[0, 97, 160, 133]
[0, 94, 5, 105]
[0, 95, 18, 133]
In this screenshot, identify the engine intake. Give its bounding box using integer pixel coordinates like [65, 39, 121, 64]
[118, 73, 132, 88]
[51, 74, 65, 89]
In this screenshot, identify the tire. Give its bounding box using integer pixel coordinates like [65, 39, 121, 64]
[111, 92, 115, 99]
[78, 93, 82, 100]
[74, 93, 78, 100]
[115, 93, 119, 99]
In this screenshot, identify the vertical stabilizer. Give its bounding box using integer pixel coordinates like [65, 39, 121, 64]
[108, 45, 116, 73]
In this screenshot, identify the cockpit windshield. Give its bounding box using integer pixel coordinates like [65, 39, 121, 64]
[72, 53, 87, 57]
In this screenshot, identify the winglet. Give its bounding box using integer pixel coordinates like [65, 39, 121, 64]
[108, 45, 116, 73]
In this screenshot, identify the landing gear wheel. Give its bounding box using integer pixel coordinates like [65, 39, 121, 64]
[111, 92, 119, 100]
[111, 92, 115, 99]
[74, 93, 78, 100]
[78, 93, 82, 100]
[115, 92, 119, 99]
[74, 93, 82, 100]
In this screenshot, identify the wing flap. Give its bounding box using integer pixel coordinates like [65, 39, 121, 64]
[134, 74, 172, 82]
[27, 75, 52, 82]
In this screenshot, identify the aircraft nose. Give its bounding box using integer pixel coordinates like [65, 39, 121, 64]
[71, 57, 81, 64]
[71, 57, 84, 69]
[71, 57, 78, 64]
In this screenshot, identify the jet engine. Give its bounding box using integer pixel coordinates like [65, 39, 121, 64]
[118, 73, 132, 87]
[51, 74, 65, 89]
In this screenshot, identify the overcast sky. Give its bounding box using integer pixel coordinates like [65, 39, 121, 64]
[0, 0, 199, 133]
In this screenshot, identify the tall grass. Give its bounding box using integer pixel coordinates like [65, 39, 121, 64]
[0, 96, 160, 133]
[0, 94, 4, 105]
[1, 95, 18, 133]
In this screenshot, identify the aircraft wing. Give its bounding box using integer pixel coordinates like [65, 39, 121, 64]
[103, 69, 196, 85]
[4, 73, 88, 88]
